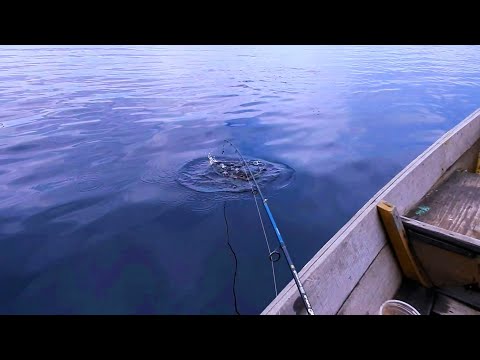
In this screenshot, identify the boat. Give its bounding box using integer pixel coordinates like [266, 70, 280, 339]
[262, 109, 480, 315]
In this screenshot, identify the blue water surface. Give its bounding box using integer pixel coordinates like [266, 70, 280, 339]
[1, 45, 479, 314]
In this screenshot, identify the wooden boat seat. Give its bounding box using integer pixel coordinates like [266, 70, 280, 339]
[406, 170, 480, 241]
[400, 170, 480, 290]
[378, 169, 480, 313]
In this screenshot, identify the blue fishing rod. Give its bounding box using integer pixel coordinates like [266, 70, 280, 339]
[223, 140, 315, 315]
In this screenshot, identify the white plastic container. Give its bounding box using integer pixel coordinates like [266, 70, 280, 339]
[379, 300, 421, 315]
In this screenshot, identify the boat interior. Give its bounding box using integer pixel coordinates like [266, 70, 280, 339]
[379, 137, 480, 315]
[263, 110, 480, 316]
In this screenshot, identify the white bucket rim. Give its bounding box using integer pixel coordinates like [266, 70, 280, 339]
[379, 300, 421, 315]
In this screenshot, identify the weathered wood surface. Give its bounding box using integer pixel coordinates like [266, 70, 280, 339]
[263, 109, 480, 315]
[433, 293, 480, 315]
[403, 185, 480, 287]
[430, 137, 480, 188]
[337, 245, 402, 315]
[407, 171, 480, 240]
[377, 201, 431, 286]
[410, 240, 480, 287]
[402, 216, 480, 254]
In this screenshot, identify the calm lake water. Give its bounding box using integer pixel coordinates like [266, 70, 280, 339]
[1, 46, 480, 314]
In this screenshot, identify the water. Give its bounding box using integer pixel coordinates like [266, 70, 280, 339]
[1, 46, 479, 314]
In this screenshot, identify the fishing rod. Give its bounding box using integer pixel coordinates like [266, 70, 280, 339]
[222, 140, 315, 315]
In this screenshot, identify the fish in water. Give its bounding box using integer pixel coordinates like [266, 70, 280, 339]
[177, 155, 294, 193]
[208, 153, 267, 181]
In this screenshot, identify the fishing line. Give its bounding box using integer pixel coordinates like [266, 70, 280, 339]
[219, 144, 279, 297]
[220, 139, 315, 315]
[223, 201, 240, 315]
[246, 175, 279, 297]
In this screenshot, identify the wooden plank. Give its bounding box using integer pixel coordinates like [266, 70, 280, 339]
[393, 278, 435, 315]
[406, 171, 480, 240]
[432, 137, 480, 188]
[433, 293, 480, 315]
[377, 201, 431, 287]
[263, 109, 480, 315]
[476, 152, 480, 174]
[337, 244, 402, 315]
[410, 240, 480, 287]
[436, 286, 480, 310]
[402, 216, 480, 255]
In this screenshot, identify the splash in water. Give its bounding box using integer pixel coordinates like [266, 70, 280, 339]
[177, 154, 295, 193]
[207, 153, 267, 181]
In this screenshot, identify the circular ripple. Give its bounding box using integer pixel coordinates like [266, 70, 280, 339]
[177, 155, 295, 193]
[76, 174, 103, 192]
